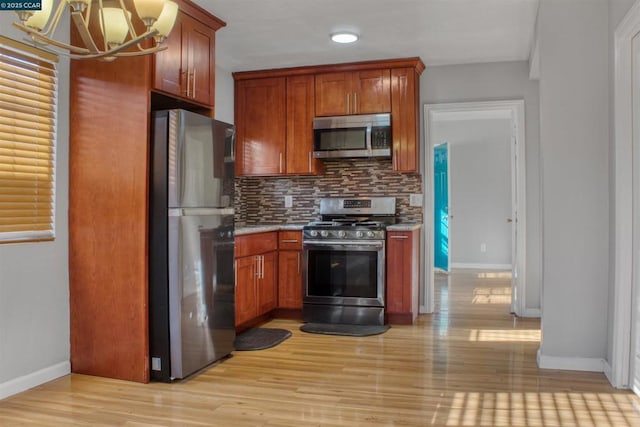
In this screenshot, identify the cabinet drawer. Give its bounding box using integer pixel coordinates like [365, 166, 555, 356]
[278, 230, 302, 250]
[235, 232, 278, 258]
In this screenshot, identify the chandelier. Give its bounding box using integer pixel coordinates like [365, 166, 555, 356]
[13, 0, 179, 61]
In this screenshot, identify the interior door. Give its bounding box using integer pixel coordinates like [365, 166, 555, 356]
[434, 143, 450, 272]
[510, 131, 519, 314]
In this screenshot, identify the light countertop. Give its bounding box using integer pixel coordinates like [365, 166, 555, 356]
[235, 222, 422, 235]
[235, 224, 305, 236]
[387, 223, 422, 231]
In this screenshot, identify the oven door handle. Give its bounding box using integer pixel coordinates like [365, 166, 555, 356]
[303, 240, 384, 249]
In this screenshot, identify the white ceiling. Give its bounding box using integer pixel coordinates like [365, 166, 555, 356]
[194, 0, 540, 73]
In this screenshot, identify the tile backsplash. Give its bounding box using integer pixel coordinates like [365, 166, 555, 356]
[235, 158, 423, 225]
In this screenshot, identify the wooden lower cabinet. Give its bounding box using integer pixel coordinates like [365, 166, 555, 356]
[235, 256, 259, 325]
[257, 251, 278, 314]
[385, 229, 420, 324]
[277, 231, 303, 309]
[235, 232, 278, 329]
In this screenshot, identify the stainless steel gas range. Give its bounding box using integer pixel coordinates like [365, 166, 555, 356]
[302, 197, 396, 326]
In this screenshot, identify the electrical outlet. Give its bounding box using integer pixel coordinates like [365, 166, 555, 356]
[284, 195, 293, 208]
[409, 193, 423, 207]
[151, 357, 162, 371]
[480, 243, 487, 253]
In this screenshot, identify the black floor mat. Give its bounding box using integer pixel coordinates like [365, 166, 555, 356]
[300, 323, 390, 337]
[234, 328, 292, 351]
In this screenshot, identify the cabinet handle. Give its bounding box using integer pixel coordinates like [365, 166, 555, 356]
[255, 256, 260, 278]
[261, 255, 265, 279]
[346, 93, 350, 114]
[297, 252, 300, 274]
[191, 69, 196, 99]
[353, 92, 357, 114]
[181, 70, 188, 96]
[279, 152, 283, 174]
[390, 235, 409, 239]
[186, 69, 191, 97]
[308, 152, 312, 173]
[393, 148, 399, 171]
[281, 239, 299, 243]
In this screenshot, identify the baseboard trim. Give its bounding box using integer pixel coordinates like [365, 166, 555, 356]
[537, 348, 604, 372]
[522, 308, 541, 318]
[450, 263, 512, 270]
[0, 361, 70, 400]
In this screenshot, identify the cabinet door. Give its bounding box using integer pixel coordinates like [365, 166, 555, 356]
[315, 72, 350, 116]
[235, 78, 287, 176]
[391, 68, 419, 173]
[184, 14, 215, 106]
[286, 75, 320, 175]
[152, 11, 185, 98]
[278, 250, 303, 309]
[235, 256, 257, 326]
[257, 251, 278, 314]
[352, 69, 391, 114]
[385, 232, 412, 313]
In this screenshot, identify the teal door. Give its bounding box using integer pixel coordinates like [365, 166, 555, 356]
[434, 143, 449, 271]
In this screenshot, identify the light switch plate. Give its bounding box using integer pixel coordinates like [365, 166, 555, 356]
[284, 195, 293, 208]
[409, 193, 423, 207]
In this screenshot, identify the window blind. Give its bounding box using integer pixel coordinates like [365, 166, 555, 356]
[0, 37, 57, 243]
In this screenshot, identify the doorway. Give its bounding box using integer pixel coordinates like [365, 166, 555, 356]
[434, 142, 450, 272]
[422, 100, 527, 316]
[611, 0, 640, 391]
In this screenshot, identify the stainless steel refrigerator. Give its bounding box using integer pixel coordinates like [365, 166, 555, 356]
[149, 109, 235, 382]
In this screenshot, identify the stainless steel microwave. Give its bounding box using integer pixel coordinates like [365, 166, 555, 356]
[312, 113, 391, 159]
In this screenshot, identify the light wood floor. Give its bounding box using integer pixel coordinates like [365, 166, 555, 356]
[2, 270, 639, 426]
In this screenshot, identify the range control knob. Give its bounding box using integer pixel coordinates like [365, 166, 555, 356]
[310, 230, 318, 237]
[367, 231, 375, 238]
[338, 230, 346, 238]
[355, 231, 364, 238]
[321, 230, 329, 237]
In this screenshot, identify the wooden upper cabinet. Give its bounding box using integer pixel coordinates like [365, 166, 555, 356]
[183, 14, 215, 106]
[234, 58, 424, 176]
[391, 68, 419, 173]
[286, 75, 321, 175]
[315, 69, 391, 116]
[235, 77, 287, 176]
[152, 2, 222, 107]
[152, 11, 184, 97]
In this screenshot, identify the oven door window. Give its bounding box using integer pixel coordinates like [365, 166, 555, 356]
[314, 127, 367, 151]
[307, 247, 378, 298]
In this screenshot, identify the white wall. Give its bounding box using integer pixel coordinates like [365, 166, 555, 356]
[0, 17, 70, 398]
[537, 0, 609, 369]
[432, 118, 512, 267]
[215, 65, 234, 124]
[421, 61, 542, 311]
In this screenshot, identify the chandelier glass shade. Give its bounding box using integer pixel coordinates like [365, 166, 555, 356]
[13, 0, 179, 60]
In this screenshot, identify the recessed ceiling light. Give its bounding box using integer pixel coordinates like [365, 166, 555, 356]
[330, 32, 359, 44]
